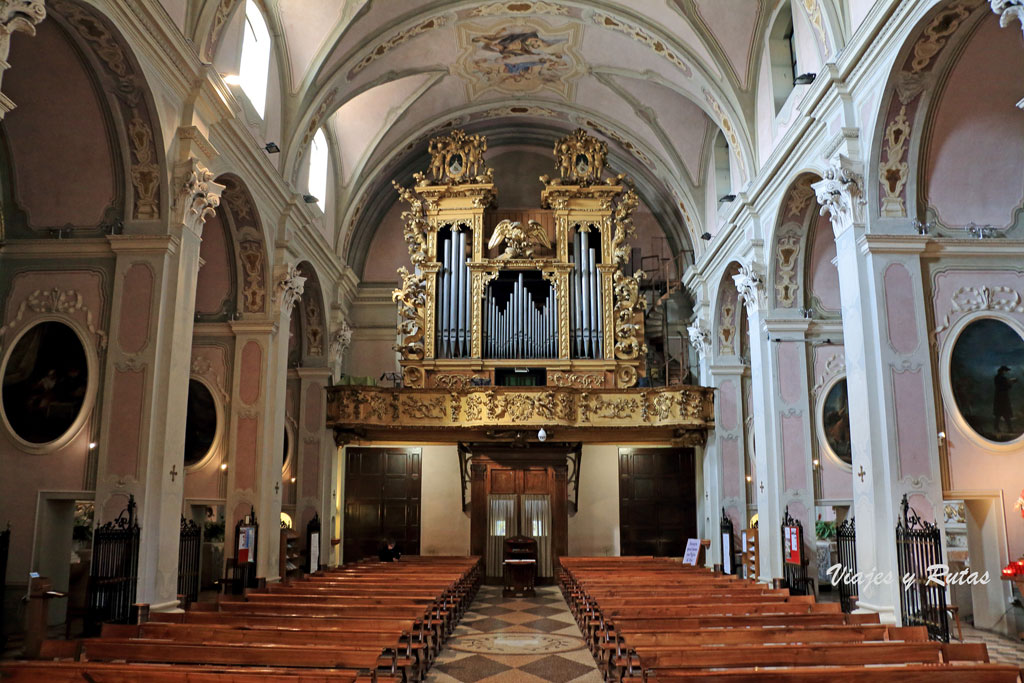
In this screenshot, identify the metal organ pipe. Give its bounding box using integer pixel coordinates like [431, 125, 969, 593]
[440, 236, 451, 356]
[588, 246, 599, 358]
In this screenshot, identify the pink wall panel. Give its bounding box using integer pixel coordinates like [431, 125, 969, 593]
[807, 214, 841, 312]
[304, 383, 322, 433]
[239, 341, 262, 405]
[3, 21, 117, 228]
[235, 417, 259, 491]
[302, 442, 319, 498]
[884, 263, 918, 354]
[195, 212, 233, 314]
[925, 18, 1024, 227]
[119, 264, 153, 354]
[782, 414, 807, 492]
[820, 456, 852, 500]
[777, 342, 803, 405]
[719, 379, 737, 431]
[892, 369, 930, 479]
[106, 369, 145, 477]
[721, 437, 741, 499]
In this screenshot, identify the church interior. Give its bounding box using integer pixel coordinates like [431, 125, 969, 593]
[1, 0, 1024, 680]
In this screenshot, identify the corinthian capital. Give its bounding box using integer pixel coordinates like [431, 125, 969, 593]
[0, 0, 46, 118]
[991, 0, 1024, 35]
[686, 321, 711, 358]
[275, 263, 306, 315]
[732, 264, 765, 317]
[812, 155, 865, 238]
[329, 320, 353, 373]
[176, 158, 223, 236]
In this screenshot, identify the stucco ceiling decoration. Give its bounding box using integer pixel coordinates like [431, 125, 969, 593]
[452, 17, 586, 99]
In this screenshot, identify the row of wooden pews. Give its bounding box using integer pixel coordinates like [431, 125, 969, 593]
[0, 555, 481, 682]
[560, 556, 1023, 682]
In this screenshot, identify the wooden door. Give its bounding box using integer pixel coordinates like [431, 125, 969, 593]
[619, 448, 696, 556]
[469, 448, 568, 578]
[344, 448, 421, 562]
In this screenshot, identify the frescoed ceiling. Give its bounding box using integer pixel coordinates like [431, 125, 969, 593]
[184, 0, 803, 271]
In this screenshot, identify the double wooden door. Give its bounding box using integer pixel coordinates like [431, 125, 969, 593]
[344, 448, 421, 562]
[619, 447, 696, 556]
[469, 448, 569, 578]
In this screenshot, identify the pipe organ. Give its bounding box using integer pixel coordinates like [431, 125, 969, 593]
[392, 128, 648, 390]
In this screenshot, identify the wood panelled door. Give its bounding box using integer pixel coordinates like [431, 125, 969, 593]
[618, 447, 696, 556]
[344, 447, 421, 562]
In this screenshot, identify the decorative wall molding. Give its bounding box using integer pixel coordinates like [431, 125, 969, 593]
[0, 287, 108, 352]
[878, 104, 910, 217]
[774, 232, 800, 308]
[812, 353, 845, 395]
[933, 285, 1024, 337]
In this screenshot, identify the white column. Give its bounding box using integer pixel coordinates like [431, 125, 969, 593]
[734, 265, 784, 582]
[95, 160, 222, 610]
[814, 157, 945, 622]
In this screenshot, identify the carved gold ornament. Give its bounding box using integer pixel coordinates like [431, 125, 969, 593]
[488, 219, 550, 259]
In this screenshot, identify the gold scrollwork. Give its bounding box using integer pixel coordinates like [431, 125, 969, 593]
[393, 268, 426, 360]
[612, 270, 647, 364]
[420, 129, 493, 185]
[552, 129, 607, 186]
[550, 372, 604, 389]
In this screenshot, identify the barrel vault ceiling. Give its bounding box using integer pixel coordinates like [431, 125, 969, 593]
[185, 0, 781, 269]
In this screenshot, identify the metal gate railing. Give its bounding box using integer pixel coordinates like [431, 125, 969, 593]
[177, 516, 201, 605]
[897, 494, 949, 642]
[86, 496, 140, 634]
[720, 508, 735, 574]
[781, 506, 810, 595]
[835, 517, 857, 613]
[1, 523, 9, 649]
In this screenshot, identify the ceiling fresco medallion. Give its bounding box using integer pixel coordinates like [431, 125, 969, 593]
[453, 18, 585, 100]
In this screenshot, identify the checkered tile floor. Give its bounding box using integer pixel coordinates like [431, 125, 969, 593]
[427, 585, 601, 683]
[961, 624, 1024, 665]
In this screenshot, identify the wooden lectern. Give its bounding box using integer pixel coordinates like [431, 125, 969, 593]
[503, 535, 537, 597]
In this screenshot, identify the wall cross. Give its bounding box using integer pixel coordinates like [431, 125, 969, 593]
[857, 466, 866, 482]
[169, 465, 178, 482]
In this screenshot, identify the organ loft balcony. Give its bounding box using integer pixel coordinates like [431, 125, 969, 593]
[327, 128, 714, 445]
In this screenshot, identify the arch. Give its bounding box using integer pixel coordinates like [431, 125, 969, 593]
[867, 1, 1009, 231]
[765, 172, 824, 312]
[216, 175, 270, 316]
[712, 262, 744, 361]
[1, 0, 168, 233]
[296, 261, 327, 364]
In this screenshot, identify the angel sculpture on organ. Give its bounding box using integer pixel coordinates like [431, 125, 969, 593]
[487, 219, 550, 260]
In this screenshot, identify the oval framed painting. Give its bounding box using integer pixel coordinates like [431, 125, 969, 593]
[816, 375, 852, 468]
[942, 315, 1024, 449]
[0, 319, 95, 452]
[184, 377, 221, 469]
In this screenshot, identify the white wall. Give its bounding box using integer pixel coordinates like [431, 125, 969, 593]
[568, 445, 621, 556]
[420, 445, 471, 555]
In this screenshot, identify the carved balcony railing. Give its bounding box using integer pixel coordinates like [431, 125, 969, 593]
[327, 384, 714, 445]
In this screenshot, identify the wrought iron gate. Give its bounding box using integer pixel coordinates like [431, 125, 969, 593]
[86, 496, 140, 634]
[835, 517, 857, 613]
[177, 516, 201, 605]
[781, 506, 810, 595]
[896, 494, 949, 642]
[720, 508, 735, 574]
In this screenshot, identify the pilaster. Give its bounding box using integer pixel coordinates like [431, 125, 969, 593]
[814, 158, 945, 623]
[94, 159, 222, 611]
